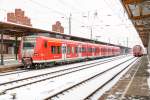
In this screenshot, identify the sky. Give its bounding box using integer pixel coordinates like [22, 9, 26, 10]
[0, 0, 143, 48]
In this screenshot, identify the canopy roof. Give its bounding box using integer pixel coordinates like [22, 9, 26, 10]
[122, 0, 150, 47]
[0, 21, 127, 48]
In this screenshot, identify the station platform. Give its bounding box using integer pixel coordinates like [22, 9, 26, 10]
[0, 56, 23, 73]
[99, 55, 150, 100]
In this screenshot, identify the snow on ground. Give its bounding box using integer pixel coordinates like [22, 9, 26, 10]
[0, 56, 134, 100]
[55, 58, 137, 100]
[0, 59, 19, 65]
[91, 57, 139, 100]
[147, 55, 150, 89]
[0, 55, 124, 84]
[147, 65, 150, 89]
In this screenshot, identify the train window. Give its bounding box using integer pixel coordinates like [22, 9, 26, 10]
[90, 48, 92, 52]
[88, 48, 92, 52]
[82, 47, 86, 53]
[82, 47, 84, 53]
[67, 46, 71, 54]
[75, 47, 78, 53]
[57, 46, 61, 54]
[23, 42, 35, 50]
[95, 48, 97, 52]
[51, 46, 56, 54]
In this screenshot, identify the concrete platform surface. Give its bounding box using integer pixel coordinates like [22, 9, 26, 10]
[99, 56, 150, 100]
[0, 58, 23, 73]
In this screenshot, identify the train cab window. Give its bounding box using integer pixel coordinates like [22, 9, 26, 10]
[23, 42, 35, 50]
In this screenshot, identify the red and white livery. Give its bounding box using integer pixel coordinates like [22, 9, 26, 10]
[18, 35, 121, 68]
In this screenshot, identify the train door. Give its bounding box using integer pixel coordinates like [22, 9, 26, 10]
[62, 43, 67, 61]
[78, 44, 82, 58]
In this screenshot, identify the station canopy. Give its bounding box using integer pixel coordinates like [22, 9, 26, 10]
[122, 0, 150, 47]
[0, 21, 50, 37]
[0, 21, 127, 48]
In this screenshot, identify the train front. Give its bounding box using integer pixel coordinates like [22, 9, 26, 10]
[19, 36, 36, 68]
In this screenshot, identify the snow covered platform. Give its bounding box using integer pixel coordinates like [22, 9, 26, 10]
[99, 55, 150, 100]
[0, 59, 23, 73]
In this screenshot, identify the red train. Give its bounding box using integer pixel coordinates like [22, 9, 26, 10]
[18, 35, 121, 68]
[133, 45, 143, 57]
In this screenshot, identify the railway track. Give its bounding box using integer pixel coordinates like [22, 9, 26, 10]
[44, 57, 138, 100]
[0, 56, 135, 100]
[0, 56, 126, 94]
[0, 56, 122, 77]
[0, 55, 125, 84]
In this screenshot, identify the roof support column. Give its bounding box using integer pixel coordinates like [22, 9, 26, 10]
[0, 31, 4, 65]
[15, 36, 18, 60]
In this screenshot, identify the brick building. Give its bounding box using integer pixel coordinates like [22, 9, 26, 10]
[7, 9, 32, 26]
[1, 8, 32, 55]
[52, 21, 64, 33]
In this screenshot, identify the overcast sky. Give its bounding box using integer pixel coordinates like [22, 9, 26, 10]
[0, 0, 143, 48]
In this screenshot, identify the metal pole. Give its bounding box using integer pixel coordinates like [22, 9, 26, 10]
[69, 13, 72, 35]
[126, 37, 128, 54]
[15, 36, 18, 60]
[1, 31, 4, 65]
[90, 27, 92, 40]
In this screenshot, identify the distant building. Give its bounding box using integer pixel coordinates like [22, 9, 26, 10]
[7, 8, 32, 26]
[52, 21, 64, 33]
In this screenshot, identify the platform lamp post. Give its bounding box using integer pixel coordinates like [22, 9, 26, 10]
[81, 25, 93, 40]
[61, 13, 72, 35]
[95, 36, 101, 41]
[126, 37, 128, 54]
[0, 30, 4, 65]
[69, 13, 72, 35]
[106, 37, 111, 56]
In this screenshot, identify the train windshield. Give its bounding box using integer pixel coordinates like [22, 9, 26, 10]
[23, 42, 35, 50]
[23, 36, 36, 50]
